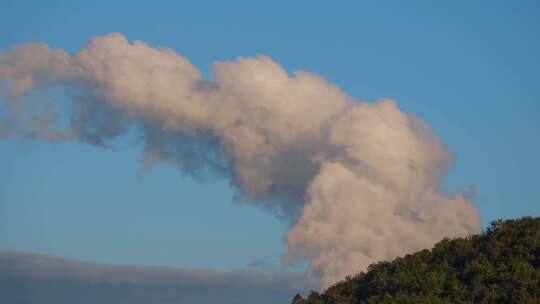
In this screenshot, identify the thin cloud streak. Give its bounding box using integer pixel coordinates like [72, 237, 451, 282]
[0, 251, 307, 304]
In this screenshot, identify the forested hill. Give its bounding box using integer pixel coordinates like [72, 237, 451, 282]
[291, 217, 540, 304]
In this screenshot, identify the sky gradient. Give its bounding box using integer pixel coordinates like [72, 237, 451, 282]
[0, 1, 539, 302]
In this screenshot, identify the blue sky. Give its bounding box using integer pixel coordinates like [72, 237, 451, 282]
[1, 0, 539, 274]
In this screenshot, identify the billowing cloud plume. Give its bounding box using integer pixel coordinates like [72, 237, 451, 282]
[0, 33, 480, 288]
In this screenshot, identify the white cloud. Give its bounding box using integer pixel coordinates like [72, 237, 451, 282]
[0, 33, 480, 288]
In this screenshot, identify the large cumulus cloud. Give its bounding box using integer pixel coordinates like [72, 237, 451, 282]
[0, 33, 480, 288]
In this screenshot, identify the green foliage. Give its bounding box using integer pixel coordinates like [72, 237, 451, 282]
[291, 217, 540, 304]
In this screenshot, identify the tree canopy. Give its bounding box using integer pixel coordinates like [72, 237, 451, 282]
[292, 217, 540, 304]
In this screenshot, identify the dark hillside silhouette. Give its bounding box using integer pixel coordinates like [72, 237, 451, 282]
[292, 217, 540, 303]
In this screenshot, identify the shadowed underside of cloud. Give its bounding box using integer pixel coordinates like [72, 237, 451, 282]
[0, 251, 307, 304]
